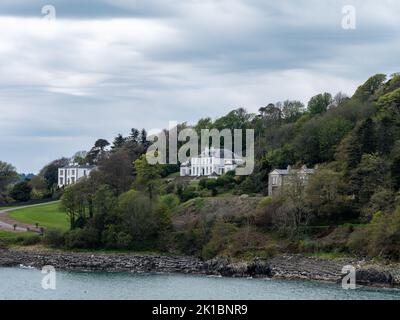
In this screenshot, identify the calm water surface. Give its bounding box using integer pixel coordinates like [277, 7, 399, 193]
[1, 267, 400, 300]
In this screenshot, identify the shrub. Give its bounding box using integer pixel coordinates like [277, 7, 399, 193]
[17, 234, 41, 246]
[347, 209, 400, 260]
[201, 218, 238, 259]
[64, 227, 100, 249]
[43, 229, 65, 247]
[102, 227, 133, 249]
[160, 194, 180, 211]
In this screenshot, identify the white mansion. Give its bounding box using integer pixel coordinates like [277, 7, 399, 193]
[180, 147, 244, 177]
[58, 164, 96, 187]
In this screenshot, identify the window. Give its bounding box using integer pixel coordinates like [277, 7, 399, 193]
[272, 176, 278, 185]
[59, 178, 64, 185]
[59, 170, 64, 176]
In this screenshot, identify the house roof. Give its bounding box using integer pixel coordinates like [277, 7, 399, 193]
[270, 166, 316, 176]
[199, 148, 242, 160]
[60, 165, 97, 169]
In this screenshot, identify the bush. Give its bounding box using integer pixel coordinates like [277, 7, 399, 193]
[17, 234, 41, 246]
[102, 227, 133, 250]
[64, 227, 100, 249]
[180, 185, 199, 202]
[160, 194, 180, 211]
[347, 210, 400, 260]
[201, 218, 238, 259]
[43, 229, 65, 247]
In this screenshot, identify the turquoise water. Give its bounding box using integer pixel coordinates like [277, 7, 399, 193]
[1, 267, 400, 300]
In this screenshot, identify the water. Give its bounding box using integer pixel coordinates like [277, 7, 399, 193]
[1, 267, 400, 300]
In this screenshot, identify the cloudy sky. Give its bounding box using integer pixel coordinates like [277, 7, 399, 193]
[0, 0, 399, 173]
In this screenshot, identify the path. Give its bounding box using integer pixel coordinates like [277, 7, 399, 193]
[0, 202, 59, 233]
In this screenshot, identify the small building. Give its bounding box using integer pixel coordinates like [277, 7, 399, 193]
[268, 165, 316, 196]
[180, 147, 244, 177]
[58, 164, 96, 188]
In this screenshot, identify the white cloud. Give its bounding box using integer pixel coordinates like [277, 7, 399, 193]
[0, 1, 399, 172]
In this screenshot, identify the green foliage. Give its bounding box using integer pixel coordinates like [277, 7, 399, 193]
[134, 154, 161, 199]
[353, 74, 387, 102]
[305, 169, 353, 222]
[307, 93, 332, 116]
[43, 229, 65, 247]
[160, 194, 180, 211]
[0, 161, 18, 196]
[10, 181, 32, 202]
[202, 218, 238, 259]
[65, 227, 100, 249]
[348, 209, 400, 260]
[318, 117, 352, 161]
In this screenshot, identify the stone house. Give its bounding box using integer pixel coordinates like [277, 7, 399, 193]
[268, 165, 316, 196]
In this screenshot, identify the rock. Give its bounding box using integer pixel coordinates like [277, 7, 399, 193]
[0, 248, 399, 288]
[356, 269, 394, 286]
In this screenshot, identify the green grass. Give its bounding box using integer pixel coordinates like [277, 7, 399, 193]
[9, 202, 69, 231]
[0, 230, 21, 239]
[0, 206, 17, 211]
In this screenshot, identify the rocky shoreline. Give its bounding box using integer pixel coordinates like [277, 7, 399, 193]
[0, 248, 399, 288]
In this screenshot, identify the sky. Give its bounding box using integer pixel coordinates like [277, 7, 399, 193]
[0, 0, 399, 173]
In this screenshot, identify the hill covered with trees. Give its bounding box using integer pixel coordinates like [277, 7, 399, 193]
[2, 73, 400, 261]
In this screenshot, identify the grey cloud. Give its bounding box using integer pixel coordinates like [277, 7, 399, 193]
[0, 1, 399, 172]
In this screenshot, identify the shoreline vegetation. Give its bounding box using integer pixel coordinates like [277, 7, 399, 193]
[0, 247, 399, 289]
[2, 73, 400, 292]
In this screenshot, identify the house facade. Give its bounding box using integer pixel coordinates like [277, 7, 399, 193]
[268, 165, 316, 196]
[180, 147, 244, 177]
[58, 164, 96, 188]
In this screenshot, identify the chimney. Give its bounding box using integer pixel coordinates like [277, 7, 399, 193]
[287, 165, 291, 172]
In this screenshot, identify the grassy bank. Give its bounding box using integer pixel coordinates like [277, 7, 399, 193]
[9, 202, 69, 231]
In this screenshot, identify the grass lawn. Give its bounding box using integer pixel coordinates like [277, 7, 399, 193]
[9, 202, 69, 231]
[0, 230, 21, 239]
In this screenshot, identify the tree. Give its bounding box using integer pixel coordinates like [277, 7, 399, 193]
[39, 158, 69, 190]
[0, 161, 18, 194]
[318, 117, 352, 162]
[332, 92, 349, 108]
[129, 128, 140, 143]
[273, 173, 312, 237]
[86, 139, 110, 164]
[353, 74, 387, 102]
[258, 103, 282, 124]
[281, 100, 305, 122]
[98, 149, 134, 194]
[134, 154, 161, 199]
[61, 182, 92, 229]
[305, 169, 351, 222]
[140, 129, 148, 145]
[351, 154, 389, 205]
[10, 181, 32, 202]
[112, 134, 126, 149]
[357, 118, 376, 154]
[117, 190, 158, 247]
[307, 93, 332, 116]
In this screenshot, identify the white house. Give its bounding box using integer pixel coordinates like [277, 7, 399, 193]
[58, 164, 96, 187]
[180, 147, 244, 177]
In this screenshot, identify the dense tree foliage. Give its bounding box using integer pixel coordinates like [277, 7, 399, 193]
[7, 73, 400, 261]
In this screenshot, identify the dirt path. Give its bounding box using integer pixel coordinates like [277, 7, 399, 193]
[0, 202, 58, 233]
